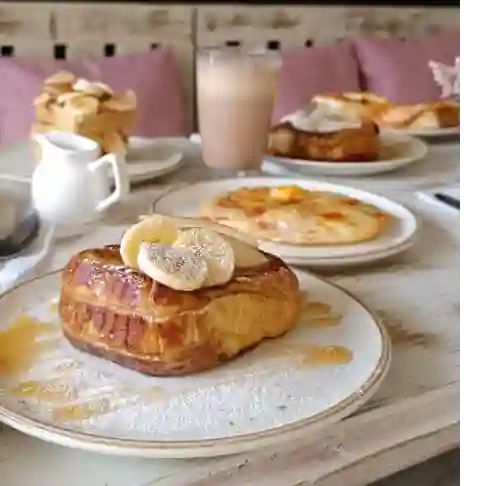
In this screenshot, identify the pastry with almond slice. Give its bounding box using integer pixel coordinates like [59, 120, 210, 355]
[31, 71, 137, 157]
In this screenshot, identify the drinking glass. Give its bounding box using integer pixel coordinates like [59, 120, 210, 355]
[197, 46, 281, 176]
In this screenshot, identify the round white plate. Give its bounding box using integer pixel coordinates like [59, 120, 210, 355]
[125, 137, 184, 183]
[265, 133, 428, 177]
[383, 125, 459, 139]
[152, 177, 419, 262]
[288, 237, 417, 267]
[0, 270, 390, 458]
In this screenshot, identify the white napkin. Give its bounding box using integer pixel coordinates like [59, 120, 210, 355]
[416, 183, 460, 211]
[0, 224, 55, 295]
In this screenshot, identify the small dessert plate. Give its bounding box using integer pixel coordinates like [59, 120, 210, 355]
[125, 137, 184, 184]
[264, 133, 428, 177]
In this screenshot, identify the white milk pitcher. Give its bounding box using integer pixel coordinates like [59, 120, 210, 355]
[32, 131, 129, 237]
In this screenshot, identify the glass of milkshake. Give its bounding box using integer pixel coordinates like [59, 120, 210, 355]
[197, 47, 281, 175]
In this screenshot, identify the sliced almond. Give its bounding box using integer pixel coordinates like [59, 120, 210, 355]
[43, 83, 73, 96]
[93, 81, 114, 96]
[44, 71, 76, 86]
[65, 95, 100, 116]
[73, 78, 106, 98]
[33, 92, 52, 107]
[103, 90, 137, 112]
[57, 91, 89, 105]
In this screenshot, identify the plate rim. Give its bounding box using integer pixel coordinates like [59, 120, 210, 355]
[264, 133, 428, 171]
[150, 177, 419, 260]
[0, 268, 391, 457]
[283, 235, 417, 266]
[382, 125, 460, 138]
[128, 151, 184, 183]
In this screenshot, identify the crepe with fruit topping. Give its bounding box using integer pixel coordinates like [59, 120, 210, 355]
[200, 186, 391, 246]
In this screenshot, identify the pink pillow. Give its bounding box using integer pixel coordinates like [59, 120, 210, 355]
[0, 49, 188, 146]
[272, 43, 361, 123]
[353, 31, 460, 104]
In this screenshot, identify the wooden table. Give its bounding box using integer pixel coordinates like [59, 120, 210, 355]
[0, 138, 460, 486]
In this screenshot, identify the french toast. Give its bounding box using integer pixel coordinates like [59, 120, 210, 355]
[59, 245, 301, 376]
[268, 121, 381, 162]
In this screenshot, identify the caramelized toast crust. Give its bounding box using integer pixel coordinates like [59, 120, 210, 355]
[59, 245, 301, 375]
[268, 121, 381, 162]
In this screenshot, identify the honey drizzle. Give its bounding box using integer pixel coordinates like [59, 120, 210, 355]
[1, 296, 351, 425]
[301, 300, 343, 328]
[52, 398, 113, 422]
[9, 378, 76, 403]
[50, 300, 59, 314]
[0, 315, 54, 376]
[280, 343, 353, 366]
[140, 386, 166, 404]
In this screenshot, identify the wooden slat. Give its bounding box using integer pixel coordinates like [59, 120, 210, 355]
[53, 4, 192, 41]
[197, 5, 459, 47]
[0, 3, 51, 43]
[0, 3, 460, 131]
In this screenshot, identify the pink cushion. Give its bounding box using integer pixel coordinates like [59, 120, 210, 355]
[272, 43, 361, 123]
[0, 49, 187, 146]
[353, 31, 460, 104]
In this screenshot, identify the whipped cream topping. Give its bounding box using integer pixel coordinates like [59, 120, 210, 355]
[281, 105, 362, 133]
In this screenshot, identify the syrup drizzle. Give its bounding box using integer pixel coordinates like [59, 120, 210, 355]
[2, 294, 352, 424]
[0, 315, 55, 376]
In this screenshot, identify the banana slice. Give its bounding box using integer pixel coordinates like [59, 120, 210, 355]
[44, 71, 76, 86]
[170, 216, 259, 247]
[169, 218, 265, 267]
[120, 215, 180, 268]
[138, 243, 208, 291]
[223, 236, 268, 268]
[66, 95, 100, 116]
[33, 92, 52, 107]
[173, 227, 235, 287]
[103, 90, 137, 112]
[94, 81, 114, 96]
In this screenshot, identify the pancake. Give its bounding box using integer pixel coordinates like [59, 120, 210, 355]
[200, 186, 391, 246]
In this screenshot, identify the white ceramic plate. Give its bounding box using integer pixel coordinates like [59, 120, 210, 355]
[288, 237, 417, 268]
[0, 270, 390, 458]
[125, 137, 184, 184]
[265, 133, 428, 177]
[382, 125, 460, 139]
[152, 178, 419, 262]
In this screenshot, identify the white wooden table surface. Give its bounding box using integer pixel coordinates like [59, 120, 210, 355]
[0, 138, 460, 486]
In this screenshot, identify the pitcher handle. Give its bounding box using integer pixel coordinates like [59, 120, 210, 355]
[88, 153, 129, 213]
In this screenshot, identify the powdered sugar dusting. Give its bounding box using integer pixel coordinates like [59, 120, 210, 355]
[0, 271, 385, 443]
